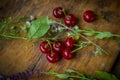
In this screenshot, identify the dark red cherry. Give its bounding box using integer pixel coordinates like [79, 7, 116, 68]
[65, 37, 75, 49]
[46, 52, 60, 63]
[53, 7, 65, 18]
[39, 41, 51, 54]
[52, 40, 64, 53]
[62, 48, 73, 60]
[64, 14, 76, 27]
[83, 10, 95, 22]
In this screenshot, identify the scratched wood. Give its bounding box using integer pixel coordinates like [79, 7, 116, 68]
[0, 0, 120, 80]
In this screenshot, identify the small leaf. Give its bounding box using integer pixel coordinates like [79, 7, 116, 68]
[55, 74, 70, 79]
[95, 71, 118, 80]
[66, 69, 77, 73]
[17, 16, 26, 23]
[47, 71, 57, 75]
[47, 71, 69, 79]
[83, 28, 96, 36]
[95, 32, 113, 39]
[66, 69, 85, 77]
[7, 17, 12, 23]
[84, 28, 94, 31]
[115, 38, 120, 43]
[28, 17, 51, 39]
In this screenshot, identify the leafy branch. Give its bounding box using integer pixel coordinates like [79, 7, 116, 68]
[47, 69, 118, 80]
[47, 69, 96, 80]
[1, 16, 120, 55]
[0, 16, 26, 39]
[53, 23, 110, 55]
[77, 28, 120, 39]
[67, 27, 109, 55]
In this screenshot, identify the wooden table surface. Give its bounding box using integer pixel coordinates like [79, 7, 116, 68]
[0, 0, 120, 80]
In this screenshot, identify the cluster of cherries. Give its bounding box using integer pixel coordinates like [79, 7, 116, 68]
[39, 37, 75, 63]
[39, 7, 96, 63]
[53, 7, 95, 25]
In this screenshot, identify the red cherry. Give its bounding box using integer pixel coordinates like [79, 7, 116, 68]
[46, 52, 60, 63]
[53, 7, 65, 18]
[52, 40, 64, 53]
[83, 10, 95, 22]
[65, 37, 75, 49]
[64, 14, 76, 27]
[62, 48, 73, 60]
[39, 41, 51, 54]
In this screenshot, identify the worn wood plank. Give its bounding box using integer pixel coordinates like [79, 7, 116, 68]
[0, 0, 120, 80]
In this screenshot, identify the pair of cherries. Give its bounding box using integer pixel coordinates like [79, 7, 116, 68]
[39, 37, 75, 63]
[53, 7, 95, 25]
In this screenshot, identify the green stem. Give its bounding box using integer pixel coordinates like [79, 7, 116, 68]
[0, 34, 25, 39]
[72, 46, 82, 53]
[41, 37, 56, 41]
[52, 22, 109, 55]
[70, 76, 92, 80]
[79, 34, 108, 55]
[53, 22, 67, 28]
[113, 34, 120, 37]
[66, 27, 108, 55]
[62, 8, 67, 16]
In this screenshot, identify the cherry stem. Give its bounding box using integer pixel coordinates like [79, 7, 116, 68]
[46, 40, 54, 55]
[72, 46, 83, 53]
[62, 8, 67, 16]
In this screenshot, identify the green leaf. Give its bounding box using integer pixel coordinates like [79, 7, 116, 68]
[95, 71, 118, 80]
[47, 71, 70, 79]
[66, 69, 85, 78]
[28, 17, 51, 39]
[7, 17, 12, 23]
[66, 69, 77, 73]
[47, 71, 57, 75]
[95, 32, 113, 39]
[83, 28, 96, 36]
[55, 74, 70, 79]
[17, 16, 26, 23]
[115, 38, 120, 43]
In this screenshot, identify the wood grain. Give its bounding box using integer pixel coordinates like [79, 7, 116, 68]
[0, 0, 120, 80]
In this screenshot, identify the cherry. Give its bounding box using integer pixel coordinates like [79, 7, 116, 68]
[65, 37, 75, 49]
[64, 14, 76, 27]
[83, 10, 95, 22]
[53, 7, 65, 18]
[62, 48, 73, 60]
[52, 40, 64, 53]
[39, 41, 51, 54]
[46, 52, 60, 63]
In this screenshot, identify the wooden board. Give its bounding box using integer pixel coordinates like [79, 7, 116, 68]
[0, 0, 120, 80]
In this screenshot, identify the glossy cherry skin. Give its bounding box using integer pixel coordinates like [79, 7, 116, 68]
[83, 10, 95, 22]
[52, 40, 64, 53]
[62, 48, 73, 60]
[46, 52, 60, 63]
[39, 41, 51, 54]
[64, 14, 76, 27]
[53, 7, 65, 18]
[65, 37, 75, 49]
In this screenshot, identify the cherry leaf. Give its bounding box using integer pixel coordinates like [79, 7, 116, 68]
[28, 17, 51, 39]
